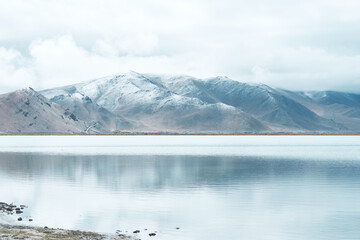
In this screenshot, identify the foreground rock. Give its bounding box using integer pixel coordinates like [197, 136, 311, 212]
[0, 224, 133, 240]
[0, 202, 27, 216]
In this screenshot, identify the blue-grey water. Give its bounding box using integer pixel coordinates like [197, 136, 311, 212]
[0, 136, 360, 240]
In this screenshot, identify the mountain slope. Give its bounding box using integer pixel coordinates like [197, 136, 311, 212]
[279, 90, 360, 131]
[0, 88, 88, 134]
[41, 72, 268, 133]
[42, 87, 133, 132]
[156, 75, 340, 131]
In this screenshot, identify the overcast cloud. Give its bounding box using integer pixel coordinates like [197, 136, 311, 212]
[1, 0, 360, 93]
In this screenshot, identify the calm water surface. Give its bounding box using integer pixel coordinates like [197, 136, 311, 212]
[0, 136, 360, 240]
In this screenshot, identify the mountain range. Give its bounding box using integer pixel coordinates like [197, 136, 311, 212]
[1, 71, 359, 134]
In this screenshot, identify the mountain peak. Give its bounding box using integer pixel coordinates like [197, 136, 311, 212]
[214, 76, 232, 81]
[127, 70, 141, 75]
[20, 87, 50, 101]
[121, 70, 144, 79]
[21, 87, 37, 94]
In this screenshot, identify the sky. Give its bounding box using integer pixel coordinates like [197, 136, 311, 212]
[1, 0, 360, 93]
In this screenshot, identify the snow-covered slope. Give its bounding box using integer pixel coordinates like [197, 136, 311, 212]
[0, 88, 88, 134]
[41, 72, 268, 133]
[42, 88, 133, 132]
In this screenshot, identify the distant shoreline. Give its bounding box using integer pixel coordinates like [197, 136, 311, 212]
[0, 133, 360, 136]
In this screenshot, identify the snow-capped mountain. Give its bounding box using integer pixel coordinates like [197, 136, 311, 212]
[1, 71, 359, 134]
[39, 71, 359, 133]
[41, 72, 267, 133]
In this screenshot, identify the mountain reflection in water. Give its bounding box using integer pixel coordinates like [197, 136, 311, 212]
[1, 152, 360, 240]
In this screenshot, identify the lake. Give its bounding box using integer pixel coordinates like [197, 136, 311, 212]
[0, 136, 360, 240]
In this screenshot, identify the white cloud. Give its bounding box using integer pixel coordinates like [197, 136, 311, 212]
[0, 0, 360, 93]
[0, 47, 36, 92]
[93, 33, 159, 56]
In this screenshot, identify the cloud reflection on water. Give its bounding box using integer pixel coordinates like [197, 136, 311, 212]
[1, 152, 360, 239]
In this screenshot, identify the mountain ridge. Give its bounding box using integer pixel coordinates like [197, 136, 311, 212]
[1, 72, 359, 134]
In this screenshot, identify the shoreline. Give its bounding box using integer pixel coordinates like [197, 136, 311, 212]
[0, 223, 133, 240]
[0, 202, 137, 239]
[0, 133, 360, 136]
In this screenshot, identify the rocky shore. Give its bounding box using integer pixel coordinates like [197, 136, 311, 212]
[0, 201, 135, 240]
[1, 201, 166, 239]
[0, 202, 31, 222]
[0, 224, 125, 240]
